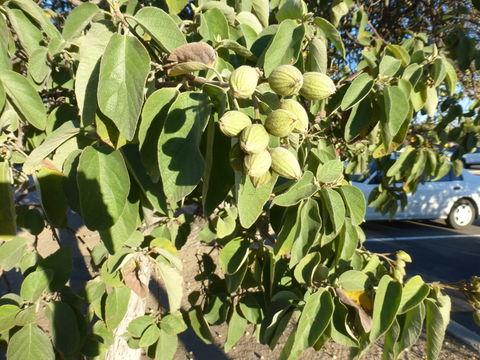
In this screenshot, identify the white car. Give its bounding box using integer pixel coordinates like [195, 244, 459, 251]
[352, 169, 480, 229]
[463, 147, 480, 168]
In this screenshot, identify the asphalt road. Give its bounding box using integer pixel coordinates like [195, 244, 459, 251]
[363, 215, 480, 336]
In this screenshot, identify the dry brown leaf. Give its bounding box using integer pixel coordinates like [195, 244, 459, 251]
[166, 42, 216, 67]
[337, 288, 373, 332]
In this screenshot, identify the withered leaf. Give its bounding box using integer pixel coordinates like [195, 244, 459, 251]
[166, 42, 216, 66]
[122, 261, 149, 298]
[337, 288, 373, 332]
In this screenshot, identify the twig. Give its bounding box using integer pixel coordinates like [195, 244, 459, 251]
[367, 21, 388, 45]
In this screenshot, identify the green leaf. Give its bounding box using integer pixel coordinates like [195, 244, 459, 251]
[138, 88, 177, 181]
[133, 7, 187, 52]
[216, 208, 237, 238]
[331, 298, 358, 347]
[316, 160, 343, 184]
[10, 0, 61, 41]
[0, 70, 47, 130]
[34, 165, 68, 228]
[161, 313, 187, 335]
[139, 324, 161, 347]
[272, 171, 319, 207]
[99, 192, 139, 254]
[225, 309, 248, 352]
[338, 270, 369, 290]
[156, 262, 183, 312]
[38, 247, 72, 291]
[0, 304, 20, 332]
[105, 287, 131, 330]
[443, 59, 457, 96]
[168, 61, 211, 76]
[290, 199, 321, 267]
[238, 172, 277, 228]
[432, 57, 446, 87]
[382, 86, 409, 146]
[425, 298, 450, 360]
[155, 329, 178, 360]
[237, 11, 264, 34]
[6, 324, 55, 360]
[263, 20, 305, 76]
[0, 161, 16, 240]
[369, 275, 402, 342]
[201, 8, 229, 42]
[339, 185, 366, 226]
[313, 17, 346, 58]
[20, 269, 53, 303]
[320, 188, 345, 235]
[5, 7, 42, 57]
[274, 205, 300, 256]
[75, 21, 114, 126]
[398, 275, 430, 314]
[202, 116, 234, 216]
[77, 146, 130, 231]
[28, 46, 49, 84]
[340, 73, 374, 111]
[188, 307, 213, 344]
[392, 302, 425, 358]
[45, 301, 80, 355]
[287, 290, 333, 360]
[127, 315, 154, 337]
[387, 44, 410, 66]
[62, 3, 99, 41]
[158, 92, 211, 203]
[379, 55, 402, 77]
[239, 293, 263, 323]
[306, 37, 328, 73]
[344, 97, 374, 142]
[294, 252, 321, 285]
[23, 121, 80, 174]
[97, 34, 150, 141]
[252, 0, 269, 28]
[165, 0, 188, 14]
[219, 238, 250, 274]
[218, 39, 255, 59]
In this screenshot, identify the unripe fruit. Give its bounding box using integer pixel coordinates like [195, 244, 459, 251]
[276, 0, 307, 22]
[265, 109, 297, 137]
[251, 170, 272, 188]
[219, 111, 252, 137]
[300, 72, 336, 100]
[229, 143, 245, 171]
[280, 99, 309, 133]
[229, 66, 260, 99]
[244, 150, 272, 178]
[270, 147, 302, 179]
[268, 65, 303, 97]
[240, 124, 270, 154]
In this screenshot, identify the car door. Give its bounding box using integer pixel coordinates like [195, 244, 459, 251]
[353, 171, 409, 220]
[405, 170, 458, 219]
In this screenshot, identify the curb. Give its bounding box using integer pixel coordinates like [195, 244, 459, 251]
[447, 320, 480, 351]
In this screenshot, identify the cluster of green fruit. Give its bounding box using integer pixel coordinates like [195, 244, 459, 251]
[219, 64, 336, 186]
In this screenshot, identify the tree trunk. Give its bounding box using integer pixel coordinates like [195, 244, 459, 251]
[105, 255, 152, 360]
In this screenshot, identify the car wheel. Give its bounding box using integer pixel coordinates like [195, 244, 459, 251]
[447, 199, 476, 229]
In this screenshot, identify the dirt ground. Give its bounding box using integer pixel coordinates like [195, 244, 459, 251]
[3, 216, 479, 360]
